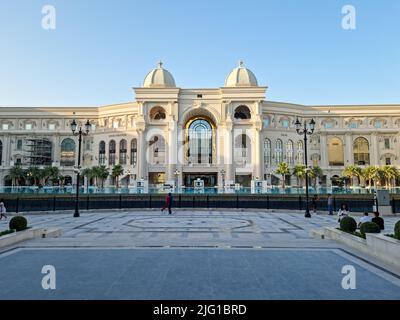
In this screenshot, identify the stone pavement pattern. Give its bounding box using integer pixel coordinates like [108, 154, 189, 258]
[1, 210, 399, 300]
[1, 210, 397, 248]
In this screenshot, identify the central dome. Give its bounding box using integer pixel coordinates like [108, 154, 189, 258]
[143, 62, 176, 88]
[224, 61, 258, 87]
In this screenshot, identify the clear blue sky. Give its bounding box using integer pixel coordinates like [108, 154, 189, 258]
[1, 0, 399, 107]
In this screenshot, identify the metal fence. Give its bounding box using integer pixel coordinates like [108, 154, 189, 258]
[1, 194, 394, 214]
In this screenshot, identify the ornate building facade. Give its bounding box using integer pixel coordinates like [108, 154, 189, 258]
[1, 61, 400, 188]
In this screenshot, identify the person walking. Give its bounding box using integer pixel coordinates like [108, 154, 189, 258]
[327, 194, 334, 215]
[0, 199, 7, 220]
[161, 193, 173, 215]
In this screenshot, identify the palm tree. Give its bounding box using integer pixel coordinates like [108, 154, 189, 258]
[381, 165, 398, 188]
[9, 164, 24, 186]
[25, 166, 41, 186]
[276, 162, 290, 188]
[292, 165, 306, 187]
[41, 166, 59, 185]
[309, 166, 324, 189]
[342, 165, 362, 187]
[362, 166, 379, 189]
[112, 164, 124, 188]
[95, 165, 109, 188]
[81, 167, 94, 186]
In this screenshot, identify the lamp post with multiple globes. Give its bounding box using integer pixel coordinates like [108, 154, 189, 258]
[70, 119, 91, 218]
[294, 117, 316, 218]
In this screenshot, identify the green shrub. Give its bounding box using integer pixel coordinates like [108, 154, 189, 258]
[360, 222, 380, 236]
[0, 229, 16, 237]
[9, 216, 28, 232]
[394, 221, 400, 240]
[340, 216, 357, 233]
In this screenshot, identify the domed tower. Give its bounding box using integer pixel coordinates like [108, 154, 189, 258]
[143, 61, 176, 88]
[224, 60, 258, 87]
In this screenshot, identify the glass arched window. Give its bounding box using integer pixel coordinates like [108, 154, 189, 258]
[275, 139, 283, 164]
[187, 119, 213, 164]
[297, 141, 304, 164]
[149, 135, 165, 164]
[119, 140, 127, 165]
[234, 105, 251, 120]
[354, 137, 370, 165]
[150, 106, 166, 120]
[60, 138, 76, 167]
[109, 140, 116, 166]
[234, 134, 251, 165]
[264, 138, 271, 168]
[286, 140, 294, 166]
[131, 139, 137, 167]
[328, 137, 344, 166]
[99, 141, 106, 165]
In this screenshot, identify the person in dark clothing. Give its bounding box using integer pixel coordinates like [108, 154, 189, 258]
[312, 195, 318, 213]
[161, 193, 173, 214]
[327, 194, 334, 215]
[371, 211, 385, 230]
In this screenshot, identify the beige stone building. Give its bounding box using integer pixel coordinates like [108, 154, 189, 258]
[1, 61, 399, 188]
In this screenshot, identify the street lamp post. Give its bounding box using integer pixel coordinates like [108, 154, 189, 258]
[295, 117, 316, 218]
[220, 169, 226, 192]
[71, 119, 91, 217]
[174, 169, 180, 191]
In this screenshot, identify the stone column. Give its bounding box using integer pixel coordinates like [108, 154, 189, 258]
[137, 129, 147, 180]
[4, 135, 11, 167]
[253, 127, 262, 180]
[370, 133, 379, 165]
[224, 125, 234, 183]
[344, 133, 353, 166]
[320, 133, 328, 168]
[167, 119, 177, 183]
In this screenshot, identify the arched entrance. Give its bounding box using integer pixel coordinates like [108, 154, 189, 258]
[183, 115, 217, 187]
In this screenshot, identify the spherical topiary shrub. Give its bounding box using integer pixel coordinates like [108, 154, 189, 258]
[360, 222, 380, 236]
[340, 216, 357, 233]
[9, 216, 28, 232]
[394, 220, 400, 240]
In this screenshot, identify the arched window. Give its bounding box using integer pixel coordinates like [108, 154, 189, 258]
[286, 140, 294, 166]
[150, 106, 166, 120]
[275, 139, 283, 164]
[297, 141, 304, 164]
[99, 141, 106, 165]
[149, 135, 165, 164]
[328, 137, 344, 166]
[131, 139, 137, 166]
[187, 119, 213, 164]
[119, 140, 127, 165]
[234, 134, 251, 165]
[264, 138, 271, 168]
[234, 105, 251, 120]
[0, 140, 2, 166]
[109, 140, 116, 166]
[60, 138, 76, 167]
[353, 137, 370, 165]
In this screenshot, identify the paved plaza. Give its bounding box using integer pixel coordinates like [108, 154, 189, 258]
[1, 210, 399, 299]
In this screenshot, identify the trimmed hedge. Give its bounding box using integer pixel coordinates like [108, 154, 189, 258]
[340, 216, 357, 233]
[9, 216, 28, 232]
[395, 220, 400, 240]
[360, 222, 380, 236]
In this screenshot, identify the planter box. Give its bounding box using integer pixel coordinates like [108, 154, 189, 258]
[366, 234, 400, 267]
[324, 227, 368, 252]
[323, 227, 400, 268]
[0, 228, 61, 248]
